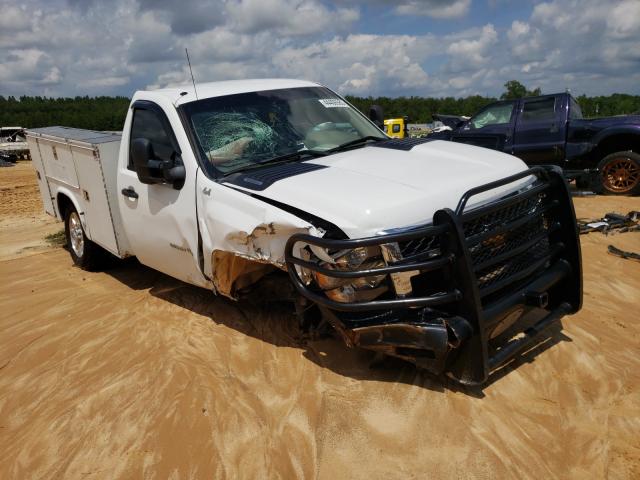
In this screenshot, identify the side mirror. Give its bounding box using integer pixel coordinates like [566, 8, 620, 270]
[131, 138, 185, 187]
[164, 164, 185, 189]
[131, 138, 163, 184]
[369, 105, 385, 130]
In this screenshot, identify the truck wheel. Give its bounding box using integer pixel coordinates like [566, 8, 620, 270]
[64, 207, 103, 270]
[596, 151, 640, 195]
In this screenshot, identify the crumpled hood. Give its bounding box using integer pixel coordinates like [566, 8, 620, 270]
[227, 140, 530, 238]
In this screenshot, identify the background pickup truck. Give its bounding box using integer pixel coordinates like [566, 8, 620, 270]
[26, 79, 582, 386]
[433, 92, 640, 195]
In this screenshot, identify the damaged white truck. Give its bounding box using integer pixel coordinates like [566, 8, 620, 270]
[27, 79, 582, 385]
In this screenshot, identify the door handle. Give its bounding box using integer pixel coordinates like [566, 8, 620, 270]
[121, 187, 139, 199]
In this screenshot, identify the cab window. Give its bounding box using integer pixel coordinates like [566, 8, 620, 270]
[392, 124, 401, 133]
[128, 107, 176, 170]
[569, 98, 583, 120]
[521, 97, 556, 122]
[470, 102, 515, 129]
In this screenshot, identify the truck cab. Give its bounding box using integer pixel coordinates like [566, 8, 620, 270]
[453, 94, 571, 164]
[441, 92, 640, 195]
[27, 79, 583, 385]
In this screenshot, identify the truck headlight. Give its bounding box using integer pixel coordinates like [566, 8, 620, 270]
[312, 259, 387, 291]
[310, 246, 388, 303]
[325, 283, 387, 303]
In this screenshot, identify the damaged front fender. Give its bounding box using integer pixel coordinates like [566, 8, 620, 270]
[210, 250, 277, 298]
[197, 177, 323, 298]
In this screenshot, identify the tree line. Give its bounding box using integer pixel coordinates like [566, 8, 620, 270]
[346, 80, 640, 123]
[346, 94, 640, 124]
[1, 81, 639, 130]
[0, 96, 130, 131]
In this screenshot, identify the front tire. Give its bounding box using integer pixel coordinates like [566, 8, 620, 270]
[595, 151, 640, 195]
[64, 207, 103, 270]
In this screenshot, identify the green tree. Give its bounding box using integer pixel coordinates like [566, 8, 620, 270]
[0, 96, 130, 130]
[500, 80, 541, 100]
[1, 91, 639, 131]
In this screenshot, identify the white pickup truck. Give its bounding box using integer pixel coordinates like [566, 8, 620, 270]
[27, 79, 582, 385]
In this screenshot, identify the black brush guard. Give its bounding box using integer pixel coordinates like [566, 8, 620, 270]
[285, 166, 582, 385]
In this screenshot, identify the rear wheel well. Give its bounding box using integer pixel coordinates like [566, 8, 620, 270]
[595, 134, 640, 159]
[56, 193, 74, 219]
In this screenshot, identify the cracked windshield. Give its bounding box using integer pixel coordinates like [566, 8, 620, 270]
[184, 87, 385, 173]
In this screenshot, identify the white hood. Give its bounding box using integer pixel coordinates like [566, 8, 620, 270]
[227, 140, 530, 238]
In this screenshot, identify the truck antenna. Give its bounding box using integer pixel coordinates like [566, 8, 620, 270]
[185, 48, 198, 100]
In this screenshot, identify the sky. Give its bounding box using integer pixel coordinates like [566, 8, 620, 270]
[1, 0, 639, 99]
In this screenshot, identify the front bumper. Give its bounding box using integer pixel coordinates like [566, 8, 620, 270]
[285, 166, 582, 385]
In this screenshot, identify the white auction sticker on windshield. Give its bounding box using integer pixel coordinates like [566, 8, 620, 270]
[319, 98, 348, 108]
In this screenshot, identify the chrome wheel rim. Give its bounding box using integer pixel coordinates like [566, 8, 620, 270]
[69, 212, 85, 258]
[601, 156, 639, 193]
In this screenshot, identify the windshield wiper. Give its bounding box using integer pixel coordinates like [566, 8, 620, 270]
[222, 148, 327, 176]
[327, 135, 386, 153]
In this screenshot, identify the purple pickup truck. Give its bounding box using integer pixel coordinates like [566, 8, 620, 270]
[433, 92, 640, 195]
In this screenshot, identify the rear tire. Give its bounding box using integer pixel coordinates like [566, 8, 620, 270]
[595, 151, 640, 195]
[64, 206, 104, 270]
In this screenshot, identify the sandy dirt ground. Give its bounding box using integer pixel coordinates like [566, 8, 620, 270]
[1, 162, 639, 479]
[0, 163, 60, 261]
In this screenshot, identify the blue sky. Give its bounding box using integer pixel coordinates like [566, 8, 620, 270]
[356, 1, 526, 36]
[1, 0, 639, 98]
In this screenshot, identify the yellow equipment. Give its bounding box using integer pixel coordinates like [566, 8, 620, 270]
[383, 117, 409, 138]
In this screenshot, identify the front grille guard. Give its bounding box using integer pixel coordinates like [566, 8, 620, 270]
[285, 222, 461, 312]
[284, 166, 582, 385]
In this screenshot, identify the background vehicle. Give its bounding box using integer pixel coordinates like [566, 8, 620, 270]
[432, 93, 640, 195]
[432, 114, 469, 131]
[0, 127, 29, 161]
[27, 79, 582, 385]
[383, 117, 409, 138]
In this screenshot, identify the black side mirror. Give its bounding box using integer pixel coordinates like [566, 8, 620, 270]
[369, 105, 385, 130]
[131, 138, 163, 184]
[131, 138, 185, 188]
[163, 164, 185, 189]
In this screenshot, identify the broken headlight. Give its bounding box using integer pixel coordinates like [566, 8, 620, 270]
[310, 246, 388, 303]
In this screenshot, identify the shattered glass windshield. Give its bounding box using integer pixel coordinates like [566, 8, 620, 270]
[181, 87, 386, 174]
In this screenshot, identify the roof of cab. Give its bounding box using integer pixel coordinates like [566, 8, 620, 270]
[139, 79, 321, 106]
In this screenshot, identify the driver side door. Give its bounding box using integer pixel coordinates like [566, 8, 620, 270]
[452, 101, 516, 153]
[117, 100, 207, 287]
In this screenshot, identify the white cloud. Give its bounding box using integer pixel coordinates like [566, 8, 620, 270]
[0, 49, 60, 86]
[334, 0, 471, 19]
[227, 0, 359, 36]
[446, 24, 498, 71]
[0, 0, 639, 98]
[0, 5, 31, 32]
[271, 34, 432, 94]
[606, 0, 640, 39]
[396, 0, 471, 18]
